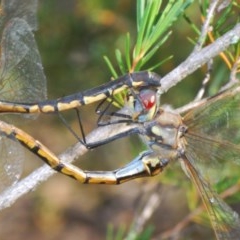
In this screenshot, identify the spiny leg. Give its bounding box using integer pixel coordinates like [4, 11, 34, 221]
[56, 106, 144, 149]
[95, 93, 133, 126]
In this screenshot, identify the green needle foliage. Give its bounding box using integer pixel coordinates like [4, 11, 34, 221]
[104, 0, 193, 106]
[104, 0, 193, 77]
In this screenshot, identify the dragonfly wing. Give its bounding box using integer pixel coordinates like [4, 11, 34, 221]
[184, 132, 240, 170]
[182, 87, 240, 238]
[0, 18, 47, 102]
[183, 85, 240, 165]
[1, 0, 38, 31]
[0, 4, 47, 192]
[0, 137, 25, 192]
[182, 156, 240, 240]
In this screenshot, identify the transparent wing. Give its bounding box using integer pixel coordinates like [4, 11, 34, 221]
[0, 3, 47, 192]
[0, 138, 25, 192]
[0, 18, 47, 102]
[182, 85, 240, 239]
[183, 85, 240, 167]
[182, 157, 240, 240]
[0, 0, 38, 31]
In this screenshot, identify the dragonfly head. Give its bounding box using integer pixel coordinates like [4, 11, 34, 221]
[128, 88, 160, 122]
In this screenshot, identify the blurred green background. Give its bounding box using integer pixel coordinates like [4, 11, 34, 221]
[0, 1, 234, 240]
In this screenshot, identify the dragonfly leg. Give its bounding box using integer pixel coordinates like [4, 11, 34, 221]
[55, 108, 133, 149]
[95, 90, 128, 125]
[84, 127, 144, 149]
[55, 105, 144, 150]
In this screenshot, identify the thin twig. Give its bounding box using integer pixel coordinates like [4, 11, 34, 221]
[193, 0, 220, 52]
[194, 59, 213, 101]
[221, 56, 240, 90]
[125, 184, 163, 240]
[192, 0, 219, 101]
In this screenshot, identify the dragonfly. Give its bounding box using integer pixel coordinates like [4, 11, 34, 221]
[0, 73, 240, 239]
[0, 0, 47, 192]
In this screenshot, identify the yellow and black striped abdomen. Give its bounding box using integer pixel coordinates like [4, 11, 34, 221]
[0, 71, 161, 114]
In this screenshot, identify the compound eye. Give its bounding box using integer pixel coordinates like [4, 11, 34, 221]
[139, 89, 157, 110]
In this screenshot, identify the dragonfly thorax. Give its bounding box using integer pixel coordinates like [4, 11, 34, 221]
[144, 109, 184, 162]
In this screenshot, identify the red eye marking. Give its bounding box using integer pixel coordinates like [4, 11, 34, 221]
[139, 89, 156, 110]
